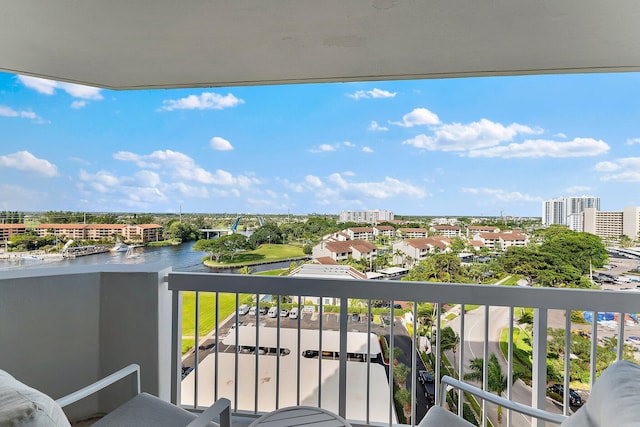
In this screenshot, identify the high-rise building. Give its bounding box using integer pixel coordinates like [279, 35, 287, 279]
[542, 196, 600, 230]
[582, 206, 640, 240]
[338, 209, 394, 224]
[623, 206, 640, 241]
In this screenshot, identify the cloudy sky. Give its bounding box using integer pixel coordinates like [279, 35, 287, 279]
[1, 71, 639, 216]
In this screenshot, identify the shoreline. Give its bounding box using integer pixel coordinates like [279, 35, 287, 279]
[204, 256, 311, 270]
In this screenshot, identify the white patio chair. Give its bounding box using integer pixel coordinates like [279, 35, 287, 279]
[419, 360, 640, 427]
[0, 364, 231, 427]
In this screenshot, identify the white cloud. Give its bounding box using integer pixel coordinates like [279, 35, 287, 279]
[565, 186, 592, 194]
[70, 100, 87, 109]
[391, 108, 440, 127]
[134, 170, 161, 187]
[328, 173, 427, 199]
[468, 137, 609, 158]
[78, 169, 120, 193]
[461, 187, 542, 202]
[18, 75, 103, 100]
[210, 136, 234, 151]
[113, 149, 257, 188]
[555, 133, 568, 139]
[596, 157, 640, 181]
[362, 146, 374, 153]
[404, 119, 540, 152]
[159, 92, 244, 111]
[626, 138, 640, 145]
[0, 151, 58, 177]
[309, 141, 356, 153]
[368, 121, 388, 131]
[347, 88, 396, 100]
[0, 105, 43, 122]
[305, 175, 323, 188]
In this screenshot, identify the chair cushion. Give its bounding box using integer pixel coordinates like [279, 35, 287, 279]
[0, 369, 71, 427]
[92, 392, 219, 427]
[418, 405, 474, 427]
[561, 360, 640, 427]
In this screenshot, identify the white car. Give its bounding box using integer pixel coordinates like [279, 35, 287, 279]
[267, 306, 278, 318]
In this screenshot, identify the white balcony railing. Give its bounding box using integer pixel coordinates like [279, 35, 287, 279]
[168, 272, 640, 427]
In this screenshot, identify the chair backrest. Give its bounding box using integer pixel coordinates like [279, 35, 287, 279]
[560, 360, 640, 427]
[0, 369, 71, 427]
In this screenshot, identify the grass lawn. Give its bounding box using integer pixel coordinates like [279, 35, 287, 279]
[204, 244, 306, 267]
[181, 292, 253, 353]
[256, 268, 288, 276]
[499, 327, 533, 382]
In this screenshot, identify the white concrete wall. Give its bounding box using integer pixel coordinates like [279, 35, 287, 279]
[0, 265, 171, 421]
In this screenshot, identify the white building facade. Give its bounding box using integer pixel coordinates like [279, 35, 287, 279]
[542, 196, 600, 230]
[338, 210, 394, 224]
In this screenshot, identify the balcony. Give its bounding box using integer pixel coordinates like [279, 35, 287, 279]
[1, 265, 639, 426]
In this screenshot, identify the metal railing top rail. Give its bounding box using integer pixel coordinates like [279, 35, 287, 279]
[168, 272, 640, 313]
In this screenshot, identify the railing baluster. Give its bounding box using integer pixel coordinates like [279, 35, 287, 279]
[338, 297, 348, 418]
[617, 311, 625, 361]
[366, 299, 371, 425]
[389, 301, 395, 427]
[411, 301, 417, 426]
[435, 303, 441, 406]
[171, 290, 182, 405]
[590, 311, 597, 391]
[507, 307, 513, 426]
[296, 295, 301, 406]
[254, 293, 260, 414]
[318, 298, 323, 408]
[234, 293, 239, 413]
[215, 292, 219, 402]
[482, 305, 489, 427]
[276, 295, 281, 410]
[532, 308, 548, 427]
[194, 291, 199, 409]
[459, 305, 465, 419]
[563, 309, 571, 417]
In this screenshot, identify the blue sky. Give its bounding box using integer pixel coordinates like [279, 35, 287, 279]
[1, 71, 639, 216]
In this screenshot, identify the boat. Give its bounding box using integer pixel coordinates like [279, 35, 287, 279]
[110, 241, 129, 253]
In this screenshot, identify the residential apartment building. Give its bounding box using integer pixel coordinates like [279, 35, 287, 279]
[472, 231, 528, 251]
[430, 225, 461, 238]
[582, 207, 640, 240]
[391, 237, 451, 265]
[312, 240, 377, 263]
[0, 224, 27, 241]
[346, 227, 374, 241]
[542, 196, 600, 230]
[396, 228, 428, 239]
[34, 223, 163, 243]
[338, 209, 394, 224]
[372, 225, 395, 239]
[467, 225, 500, 237]
[623, 207, 640, 241]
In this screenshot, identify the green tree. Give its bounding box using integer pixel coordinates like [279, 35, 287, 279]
[248, 224, 283, 247]
[238, 266, 253, 275]
[464, 353, 519, 422]
[439, 326, 460, 365]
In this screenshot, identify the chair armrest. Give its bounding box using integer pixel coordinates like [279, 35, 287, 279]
[55, 364, 141, 408]
[185, 398, 231, 427]
[439, 376, 567, 425]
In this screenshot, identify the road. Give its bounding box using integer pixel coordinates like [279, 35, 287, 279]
[448, 305, 564, 426]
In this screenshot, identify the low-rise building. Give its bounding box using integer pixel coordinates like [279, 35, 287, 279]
[391, 236, 451, 265]
[473, 231, 528, 251]
[396, 227, 428, 239]
[34, 223, 164, 243]
[288, 263, 367, 305]
[346, 227, 374, 241]
[467, 225, 500, 237]
[430, 225, 461, 238]
[373, 225, 395, 239]
[0, 224, 27, 241]
[312, 240, 377, 263]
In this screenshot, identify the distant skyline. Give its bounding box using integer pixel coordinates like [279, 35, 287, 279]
[1, 71, 639, 216]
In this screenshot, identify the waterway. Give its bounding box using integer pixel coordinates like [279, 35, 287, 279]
[0, 241, 295, 273]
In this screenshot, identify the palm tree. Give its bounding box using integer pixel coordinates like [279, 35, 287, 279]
[464, 353, 519, 423]
[439, 326, 460, 365]
[238, 266, 253, 275]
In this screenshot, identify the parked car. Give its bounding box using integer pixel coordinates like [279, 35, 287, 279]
[351, 313, 360, 322]
[417, 370, 434, 384]
[302, 350, 318, 358]
[258, 306, 268, 315]
[267, 306, 278, 318]
[547, 384, 583, 407]
[289, 307, 299, 319]
[280, 308, 289, 317]
[248, 306, 257, 316]
[238, 304, 249, 315]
